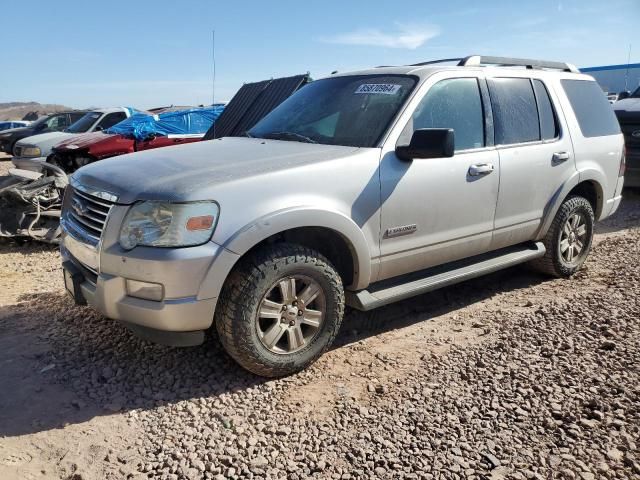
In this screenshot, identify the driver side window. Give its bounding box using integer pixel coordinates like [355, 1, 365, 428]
[45, 114, 66, 130]
[400, 78, 485, 151]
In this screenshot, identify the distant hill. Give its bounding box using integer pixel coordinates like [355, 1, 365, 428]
[0, 102, 74, 121]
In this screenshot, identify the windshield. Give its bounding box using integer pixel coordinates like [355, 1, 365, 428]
[630, 86, 640, 98]
[248, 75, 417, 148]
[66, 111, 101, 133]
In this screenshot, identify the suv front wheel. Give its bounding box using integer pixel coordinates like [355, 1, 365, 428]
[531, 195, 595, 277]
[215, 243, 345, 377]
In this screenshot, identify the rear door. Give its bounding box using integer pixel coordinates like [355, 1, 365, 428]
[488, 76, 576, 250]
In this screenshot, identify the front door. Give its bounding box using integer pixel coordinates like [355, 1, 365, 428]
[378, 76, 500, 281]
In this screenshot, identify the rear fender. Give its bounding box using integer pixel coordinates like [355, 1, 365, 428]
[535, 169, 605, 239]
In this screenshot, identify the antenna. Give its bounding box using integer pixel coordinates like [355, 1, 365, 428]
[212, 29, 216, 138]
[624, 44, 632, 92]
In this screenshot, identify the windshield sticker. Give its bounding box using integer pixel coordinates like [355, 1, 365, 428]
[354, 84, 402, 95]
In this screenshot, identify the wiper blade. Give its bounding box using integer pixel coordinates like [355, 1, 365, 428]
[262, 131, 317, 144]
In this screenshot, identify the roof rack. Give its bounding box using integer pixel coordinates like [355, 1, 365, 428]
[408, 55, 580, 73]
[460, 55, 580, 73]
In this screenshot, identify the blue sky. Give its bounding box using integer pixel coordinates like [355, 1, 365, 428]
[1, 0, 638, 109]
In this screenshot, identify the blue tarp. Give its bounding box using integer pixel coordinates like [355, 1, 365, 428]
[106, 105, 225, 141]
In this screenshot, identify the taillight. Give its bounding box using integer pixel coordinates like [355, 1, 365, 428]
[619, 146, 626, 177]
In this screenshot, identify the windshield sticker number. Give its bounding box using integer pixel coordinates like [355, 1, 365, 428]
[355, 84, 402, 95]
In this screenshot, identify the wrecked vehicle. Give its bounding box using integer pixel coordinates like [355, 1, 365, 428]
[0, 74, 309, 244]
[12, 107, 134, 171]
[0, 111, 87, 155]
[48, 106, 224, 173]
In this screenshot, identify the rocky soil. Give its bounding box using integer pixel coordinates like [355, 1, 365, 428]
[0, 163, 638, 479]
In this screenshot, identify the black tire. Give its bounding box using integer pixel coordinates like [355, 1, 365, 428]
[215, 243, 345, 377]
[530, 195, 594, 277]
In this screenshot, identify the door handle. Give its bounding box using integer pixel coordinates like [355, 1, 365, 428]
[468, 163, 495, 176]
[552, 151, 571, 163]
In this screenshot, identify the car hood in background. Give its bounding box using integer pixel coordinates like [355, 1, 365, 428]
[17, 131, 73, 149]
[614, 98, 640, 113]
[54, 131, 118, 151]
[74, 137, 361, 204]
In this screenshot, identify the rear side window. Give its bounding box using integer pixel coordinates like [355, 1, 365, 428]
[488, 78, 540, 145]
[98, 112, 127, 129]
[561, 79, 620, 137]
[533, 80, 558, 140]
[401, 77, 485, 151]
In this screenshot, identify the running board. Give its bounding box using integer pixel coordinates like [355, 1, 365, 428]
[346, 242, 546, 311]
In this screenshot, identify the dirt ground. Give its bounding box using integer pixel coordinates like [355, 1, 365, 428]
[0, 157, 638, 480]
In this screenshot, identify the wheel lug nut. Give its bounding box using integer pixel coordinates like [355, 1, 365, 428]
[289, 320, 296, 326]
[297, 310, 303, 316]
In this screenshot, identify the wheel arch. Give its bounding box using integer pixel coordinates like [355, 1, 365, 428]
[198, 208, 372, 302]
[536, 171, 605, 240]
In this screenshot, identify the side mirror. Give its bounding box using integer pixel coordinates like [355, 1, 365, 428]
[617, 91, 631, 101]
[395, 128, 454, 161]
[94, 125, 103, 131]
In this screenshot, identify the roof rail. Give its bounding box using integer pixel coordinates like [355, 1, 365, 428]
[409, 58, 463, 67]
[458, 55, 580, 73]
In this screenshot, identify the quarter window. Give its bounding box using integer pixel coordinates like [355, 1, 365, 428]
[401, 78, 485, 151]
[533, 80, 559, 140]
[561, 79, 620, 138]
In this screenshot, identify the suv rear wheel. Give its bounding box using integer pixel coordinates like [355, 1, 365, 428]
[215, 243, 344, 377]
[531, 195, 594, 277]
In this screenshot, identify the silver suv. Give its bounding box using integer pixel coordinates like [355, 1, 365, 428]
[60, 56, 625, 377]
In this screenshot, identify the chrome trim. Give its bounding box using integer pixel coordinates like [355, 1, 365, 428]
[70, 176, 119, 203]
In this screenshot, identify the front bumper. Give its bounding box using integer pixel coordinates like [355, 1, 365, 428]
[61, 230, 233, 341]
[12, 156, 46, 172]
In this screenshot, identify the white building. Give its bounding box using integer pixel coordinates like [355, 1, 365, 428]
[582, 63, 640, 94]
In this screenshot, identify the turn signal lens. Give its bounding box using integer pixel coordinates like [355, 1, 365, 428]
[186, 215, 215, 231]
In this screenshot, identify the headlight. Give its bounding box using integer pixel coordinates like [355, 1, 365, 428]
[20, 146, 41, 157]
[119, 201, 219, 250]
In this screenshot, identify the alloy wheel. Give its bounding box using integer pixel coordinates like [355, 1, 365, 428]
[256, 275, 326, 354]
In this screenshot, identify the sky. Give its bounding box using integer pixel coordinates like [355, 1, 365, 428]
[1, 0, 638, 109]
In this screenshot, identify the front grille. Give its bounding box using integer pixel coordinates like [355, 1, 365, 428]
[64, 185, 115, 242]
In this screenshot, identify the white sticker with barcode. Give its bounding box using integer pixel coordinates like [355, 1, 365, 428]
[354, 84, 402, 95]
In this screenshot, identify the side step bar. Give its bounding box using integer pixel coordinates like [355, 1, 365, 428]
[346, 242, 546, 311]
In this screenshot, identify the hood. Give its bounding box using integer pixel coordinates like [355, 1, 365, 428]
[0, 126, 35, 137]
[74, 137, 361, 204]
[614, 98, 640, 114]
[55, 131, 118, 151]
[17, 131, 72, 148]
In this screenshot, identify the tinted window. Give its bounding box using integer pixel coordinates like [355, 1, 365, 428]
[533, 80, 558, 140]
[66, 112, 101, 133]
[249, 75, 416, 148]
[45, 114, 67, 130]
[488, 78, 540, 145]
[561, 80, 621, 137]
[69, 112, 85, 124]
[97, 112, 127, 130]
[401, 78, 485, 151]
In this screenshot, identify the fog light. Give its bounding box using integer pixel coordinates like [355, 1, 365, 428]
[125, 279, 164, 301]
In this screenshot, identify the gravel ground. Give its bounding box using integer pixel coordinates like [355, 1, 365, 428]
[0, 155, 638, 480]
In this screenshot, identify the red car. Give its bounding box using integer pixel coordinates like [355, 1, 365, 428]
[47, 74, 310, 174]
[49, 129, 204, 171]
